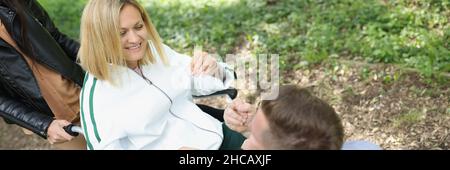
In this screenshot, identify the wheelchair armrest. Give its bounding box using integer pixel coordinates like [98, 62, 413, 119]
[193, 70, 238, 100]
[193, 88, 238, 100]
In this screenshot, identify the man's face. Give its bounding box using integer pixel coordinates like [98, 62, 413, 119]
[241, 108, 270, 150]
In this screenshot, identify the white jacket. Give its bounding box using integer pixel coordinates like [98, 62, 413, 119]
[80, 43, 234, 150]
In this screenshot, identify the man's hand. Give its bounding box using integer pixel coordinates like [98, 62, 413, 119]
[224, 99, 255, 137]
[47, 119, 74, 144]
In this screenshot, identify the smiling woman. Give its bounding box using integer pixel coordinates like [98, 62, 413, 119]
[77, 0, 242, 150]
[79, 0, 168, 83]
[119, 4, 150, 69]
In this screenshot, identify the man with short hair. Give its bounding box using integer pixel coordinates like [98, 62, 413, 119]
[225, 85, 345, 149]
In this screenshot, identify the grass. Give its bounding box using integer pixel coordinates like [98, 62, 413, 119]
[393, 109, 426, 127]
[146, 0, 450, 79]
[39, 0, 450, 81]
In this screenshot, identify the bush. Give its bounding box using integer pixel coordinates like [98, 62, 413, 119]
[38, 0, 450, 78]
[38, 0, 86, 39]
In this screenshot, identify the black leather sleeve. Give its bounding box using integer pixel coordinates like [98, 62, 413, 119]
[26, 0, 80, 61]
[0, 94, 54, 139]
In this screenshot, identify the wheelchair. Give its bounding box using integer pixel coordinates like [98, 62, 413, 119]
[64, 88, 238, 136]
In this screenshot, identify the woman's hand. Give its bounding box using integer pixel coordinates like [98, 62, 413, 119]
[224, 99, 255, 137]
[47, 119, 74, 144]
[190, 51, 221, 78]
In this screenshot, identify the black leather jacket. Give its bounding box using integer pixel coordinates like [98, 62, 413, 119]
[0, 0, 84, 138]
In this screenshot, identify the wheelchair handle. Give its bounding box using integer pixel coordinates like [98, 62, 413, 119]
[193, 88, 238, 100]
[212, 88, 238, 99]
[63, 124, 83, 137]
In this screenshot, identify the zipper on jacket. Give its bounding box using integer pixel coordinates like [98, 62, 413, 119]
[135, 70, 224, 140]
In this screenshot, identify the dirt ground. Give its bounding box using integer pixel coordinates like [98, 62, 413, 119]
[0, 120, 51, 149]
[1, 60, 449, 150]
[197, 59, 449, 150]
[286, 61, 449, 149]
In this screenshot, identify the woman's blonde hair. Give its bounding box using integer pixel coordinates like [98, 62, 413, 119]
[78, 0, 167, 83]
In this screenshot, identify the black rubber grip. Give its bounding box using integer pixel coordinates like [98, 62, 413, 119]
[63, 124, 79, 137]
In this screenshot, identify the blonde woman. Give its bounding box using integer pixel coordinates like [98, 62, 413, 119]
[78, 0, 245, 150]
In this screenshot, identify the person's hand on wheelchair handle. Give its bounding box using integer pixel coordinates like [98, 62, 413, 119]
[47, 119, 74, 144]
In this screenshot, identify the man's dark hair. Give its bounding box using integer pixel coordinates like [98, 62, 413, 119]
[261, 85, 344, 149]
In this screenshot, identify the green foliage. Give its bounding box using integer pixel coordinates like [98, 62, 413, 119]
[38, 0, 449, 79]
[147, 0, 449, 77]
[393, 109, 425, 127]
[38, 0, 86, 39]
[360, 66, 371, 81]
